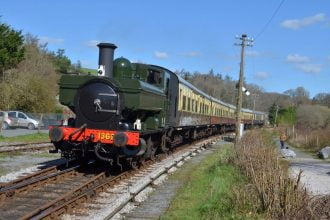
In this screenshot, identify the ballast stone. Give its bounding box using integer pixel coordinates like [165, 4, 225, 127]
[281, 148, 296, 158]
[317, 146, 330, 159]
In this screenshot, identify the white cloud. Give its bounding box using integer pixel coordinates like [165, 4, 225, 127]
[254, 72, 269, 80]
[281, 13, 326, 30]
[154, 51, 168, 59]
[246, 50, 259, 57]
[84, 40, 101, 48]
[182, 51, 200, 57]
[39, 36, 64, 45]
[286, 54, 310, 63]
[286, 53, 321, 74]
[296, 63, 322, 74]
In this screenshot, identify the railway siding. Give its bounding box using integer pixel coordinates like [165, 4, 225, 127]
[0, 142, 53, 153]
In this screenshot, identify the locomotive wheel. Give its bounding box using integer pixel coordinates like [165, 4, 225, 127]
[144, 137, 157, 160]
[129, 157, 138, 170]
[160, 134, 169, 153]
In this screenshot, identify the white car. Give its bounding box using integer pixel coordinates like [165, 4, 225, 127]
[0, 111, 18, 129]
[7, 111, 41, 130]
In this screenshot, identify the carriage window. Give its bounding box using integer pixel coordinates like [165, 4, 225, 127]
[195, 101, 198, 112]
[187, 98, 191, 111]
[182, 95, 186, 110]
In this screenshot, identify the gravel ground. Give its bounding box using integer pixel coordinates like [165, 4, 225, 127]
[0, 150, 62, 183]
[278, 140, 330, 196]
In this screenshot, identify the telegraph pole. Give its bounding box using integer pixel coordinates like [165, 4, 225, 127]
[234, 34, 253, 143]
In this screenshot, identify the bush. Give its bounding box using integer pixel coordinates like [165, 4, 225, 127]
[232, 130, 329, 219]
[296, 105, 330, 130]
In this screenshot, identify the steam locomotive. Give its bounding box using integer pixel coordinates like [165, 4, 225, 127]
[49, 43, 266, 168]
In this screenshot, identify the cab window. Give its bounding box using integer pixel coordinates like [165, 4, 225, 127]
[147, 69, 162, 85]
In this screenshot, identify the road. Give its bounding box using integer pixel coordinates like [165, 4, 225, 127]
[0, 128, 48, 137]
[289, 148, 330, 195]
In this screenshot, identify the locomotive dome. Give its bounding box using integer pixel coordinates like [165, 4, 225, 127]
[113, 57, 132, 78]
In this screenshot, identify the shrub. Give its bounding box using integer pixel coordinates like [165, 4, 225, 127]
[232, 130, 328, 219]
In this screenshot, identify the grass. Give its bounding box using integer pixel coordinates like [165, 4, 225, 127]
[0, 152, 23, 159]
[0, 133, 49, 143]
[0, 167, 5, 176]
[162, 145, 260, 220]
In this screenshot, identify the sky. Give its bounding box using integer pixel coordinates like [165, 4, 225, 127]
[1, 0, 329, 97]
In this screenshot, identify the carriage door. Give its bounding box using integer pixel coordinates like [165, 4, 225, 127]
[164, 72, 178, 127]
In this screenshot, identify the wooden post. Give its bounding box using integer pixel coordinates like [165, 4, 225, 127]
[234, 34, 252, 143]
[316, 136, 319, 148]
[292, 125, 295, 140]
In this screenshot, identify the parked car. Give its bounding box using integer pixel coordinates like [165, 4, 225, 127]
[0, 111, 18, 130]
[6, 111, 41, 130]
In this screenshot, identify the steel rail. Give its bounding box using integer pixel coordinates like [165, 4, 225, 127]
[0, 165, 58, 189]
[0, 141, 51, 148]
[23, 172, 131, 220]
[0, 142, 53, 153]
[0, 165, 80, 201]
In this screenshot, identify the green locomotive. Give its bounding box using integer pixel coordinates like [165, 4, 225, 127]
[49, 43, 266, 167]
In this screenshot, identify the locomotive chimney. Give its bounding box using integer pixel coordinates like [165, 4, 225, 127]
[97, 43, 117, 78]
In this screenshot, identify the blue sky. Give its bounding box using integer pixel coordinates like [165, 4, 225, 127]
[1, 0, 329, 97]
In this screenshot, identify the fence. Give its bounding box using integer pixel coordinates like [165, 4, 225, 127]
[285, 125, 330, 150]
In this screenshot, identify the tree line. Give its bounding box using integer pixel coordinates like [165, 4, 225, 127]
[0, 21, 81, 113]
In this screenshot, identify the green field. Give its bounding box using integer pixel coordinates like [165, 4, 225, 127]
[0, 133, 49, 143]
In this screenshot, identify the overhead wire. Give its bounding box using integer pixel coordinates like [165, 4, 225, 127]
[255, 0, 286, 40]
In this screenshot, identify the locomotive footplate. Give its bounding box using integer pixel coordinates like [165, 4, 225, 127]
[49, 126, 140, 146]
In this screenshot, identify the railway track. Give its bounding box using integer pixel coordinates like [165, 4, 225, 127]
[0, 141, 53, 153]
[0, 135, 222, 219]
[61, 136, 221, 220]
[0, 160, 105, 220]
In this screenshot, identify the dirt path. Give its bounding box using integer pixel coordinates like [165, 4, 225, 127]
[278, 140, 330, 195]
